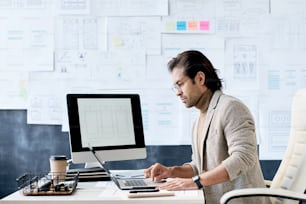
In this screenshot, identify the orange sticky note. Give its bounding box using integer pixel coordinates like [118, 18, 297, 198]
[188, 21, 198, 30]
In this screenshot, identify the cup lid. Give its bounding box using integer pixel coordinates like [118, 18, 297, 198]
[50, 155, 67, 160]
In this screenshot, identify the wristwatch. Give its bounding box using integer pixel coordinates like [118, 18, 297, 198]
[192, 175, 203, 189]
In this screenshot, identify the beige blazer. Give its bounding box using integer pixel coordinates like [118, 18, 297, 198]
[186, 90, 271, 204]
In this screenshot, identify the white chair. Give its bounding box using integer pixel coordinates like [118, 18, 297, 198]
[220, 88, 306, 204]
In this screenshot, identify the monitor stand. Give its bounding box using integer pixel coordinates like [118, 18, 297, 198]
[84, 162, 103, 169]
[82, 162, 107, 173]
[67, 148, 112, 181]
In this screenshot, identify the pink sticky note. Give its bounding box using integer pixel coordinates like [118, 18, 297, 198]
[200, 21, 210, 31]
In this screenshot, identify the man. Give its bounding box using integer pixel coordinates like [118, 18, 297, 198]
[144, 50, 270, 204]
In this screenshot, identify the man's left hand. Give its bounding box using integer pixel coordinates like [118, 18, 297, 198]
[157, 178, 199, 190]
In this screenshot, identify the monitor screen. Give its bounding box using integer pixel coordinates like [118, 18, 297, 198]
[66, 94, 147, 165]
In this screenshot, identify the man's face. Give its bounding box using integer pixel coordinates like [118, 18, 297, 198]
[171, 67, 204, 108]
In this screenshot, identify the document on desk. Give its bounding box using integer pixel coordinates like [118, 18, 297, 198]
[127, 190, 175, 198]
[127, 189, 202, 199]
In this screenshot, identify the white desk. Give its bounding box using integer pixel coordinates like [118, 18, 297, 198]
[1, 181, 204, 204]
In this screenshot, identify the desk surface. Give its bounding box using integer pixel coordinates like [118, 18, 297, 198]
[1, 181, 204, 204]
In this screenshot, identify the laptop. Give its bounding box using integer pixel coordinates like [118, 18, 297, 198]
[90, 148, 162, 190]
[111, 172, 163, 190]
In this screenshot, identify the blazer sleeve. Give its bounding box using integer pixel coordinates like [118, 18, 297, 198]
[220, 99, 258, 180]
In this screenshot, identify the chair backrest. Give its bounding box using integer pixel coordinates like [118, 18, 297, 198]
[270, 88, 306, 203]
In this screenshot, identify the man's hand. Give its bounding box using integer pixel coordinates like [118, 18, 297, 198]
[144, 163, 171, 182]
[158, 178, 198, 191]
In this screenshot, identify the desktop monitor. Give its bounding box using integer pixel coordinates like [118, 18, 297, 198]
[66, 93, 147, 166]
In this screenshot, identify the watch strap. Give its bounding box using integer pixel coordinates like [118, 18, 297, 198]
[192, 175, 203, 189]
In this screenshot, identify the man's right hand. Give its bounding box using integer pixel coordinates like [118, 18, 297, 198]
[144, 163, 171, 182]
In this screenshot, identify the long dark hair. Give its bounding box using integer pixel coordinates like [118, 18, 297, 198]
[167, 50, 222, 91]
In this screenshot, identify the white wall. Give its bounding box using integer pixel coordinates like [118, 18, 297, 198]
[0, 0, 305, 159]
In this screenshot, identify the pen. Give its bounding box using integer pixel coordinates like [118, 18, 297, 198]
[129, 189, 159, 193]
[130, 186, 156, 190]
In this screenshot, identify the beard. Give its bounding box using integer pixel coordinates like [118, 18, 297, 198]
[181, 96, 195, 108]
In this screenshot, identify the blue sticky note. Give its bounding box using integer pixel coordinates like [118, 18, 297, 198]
[176, 21, 187, 31]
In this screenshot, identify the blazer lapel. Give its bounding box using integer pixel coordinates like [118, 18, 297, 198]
[200, 90, 223, 170]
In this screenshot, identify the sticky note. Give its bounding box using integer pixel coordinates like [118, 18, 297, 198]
[176, 21, 187, 31]
[165, 21, 176, 31]
[188, 21, 198, 30]
[199, 21, 210, 31]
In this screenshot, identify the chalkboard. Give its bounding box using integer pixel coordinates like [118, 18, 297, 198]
[0, 110, 70, 198]
[0, 110, 280, 199]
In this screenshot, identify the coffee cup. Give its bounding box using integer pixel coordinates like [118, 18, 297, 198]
[49, 155, 67, 184]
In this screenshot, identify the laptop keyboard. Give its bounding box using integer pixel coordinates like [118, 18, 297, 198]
[124, 179, 147, 186]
